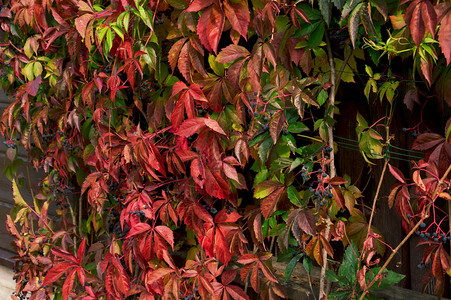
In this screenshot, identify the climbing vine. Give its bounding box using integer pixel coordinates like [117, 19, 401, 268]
[0, 0, 450, 299]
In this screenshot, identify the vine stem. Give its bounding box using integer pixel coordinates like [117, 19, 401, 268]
[319, 32, 352, 298]
[359, 163, 451, 300]
[352, 159, 388, 294]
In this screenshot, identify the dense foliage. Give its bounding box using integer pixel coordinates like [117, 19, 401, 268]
[0, 0, 450, 299]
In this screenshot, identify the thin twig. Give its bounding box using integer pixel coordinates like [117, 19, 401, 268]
[366, 160, 388, 240]
[358, 163, 451, 299]
[319, 32, 353, 298]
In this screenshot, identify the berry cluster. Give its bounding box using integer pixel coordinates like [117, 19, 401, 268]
[328, 28, 348, 46]
[307, 168, 333, 206]
[417, 261, 431, 269]
[3, 138, 16, 148]
[42, 133, 55, 142]
[61, 138, 76, 151]
[204, 205, 218, 215]
[182, 284, 199, 300]
[129, 210, 146, 217]
[401, 127, 432, 138]
[111, 223, 130, 237]
[11, 291, 30, 300]
[291, 247, 304, 257]
[154, 18, 164, 24]
[415, 222, 450, 244]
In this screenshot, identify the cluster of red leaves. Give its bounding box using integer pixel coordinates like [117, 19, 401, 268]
[1, 0, 450, 299]
[388, 124, 451, 297]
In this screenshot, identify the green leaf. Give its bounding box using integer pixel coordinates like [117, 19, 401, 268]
[365, 267, 405, 290]
[33, 62, 43, 77]
[111, 25, 124, 41]
[287, 186, 302, 206]
[258, 137, 274, 163]
[138, 6, 154, 31]
[255, 168, 269, 186]
[12, 179, 28, 208]
[270, 223, 286, 236]
[338, 242, 359, 283]
[287, 122, 309, 133]
[348, 3, 363, 48]
[285, 254, 302, 282]
[105, 28, 114, 54]
[317, 90, 328, 106]
[208, 54, 225, 76]
[319, 0, 332, 25]
[97, 26, 109, 44]
[302, 255, 312, 274]
[166, 0, 188, 9]
[365, 65, 373, 77]
[123, 12, 130, 31]
[262, 219, 269, 237]
[329, 290, 352, 300]
[326, 269, 339, 282]
[332, 0, 346, 10]
[309, 22, 325, 48]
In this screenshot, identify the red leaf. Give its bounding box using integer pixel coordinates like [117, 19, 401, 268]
[127, 222, 151, 237]
[112, 263, 130, 295]
[319, 234, 334, 258]
[189, 43, 208, 77]
[223, 1, 250, 39]
[412, 133, 445, 151]
[257, 182, 287, 219]
[388, 183, 403, 209]
[62, 269, 77, 300]
[403, 88, 420, 112]
[215, 209, 242, 223]
[269, 110, 285, 144]
[75, 13, 94, 39]
[188, 83, 208, 102]
[329, 176, 348, 185]
[237, 253, 258, 265]
[433, 248, 445, 281]
[43, 263, 76, 286]
[331, 186, 345, 209]
[250, 263, 260, 292]
[215, 228, 232, 265]
[197, 5, 225, 54]
[420, 54, 433, 86]
[155, 226, 174, 250]
[258, 261, 278, 282]
[226, 285, 249, 300]
[178, 42, 192, 82]
[388, 164, 406, 183]
[204, 118, 226, 135]
[221, 269, 237, 285]
[410, 4, 425, 46]
[297, 209, 317, 236]
[439, 247, 450, 273]
[25, 75, 42, 96]
[176, 118, 206, 137]
[185, 0, 214, 11]
[421, 0, 437, 38]
[216, 44, 250, 64]
[438, 11, 451, 65]
[76, 238, 86, 264]
[145, 268, 174, 288]
[168, 38, 187, 72]
[222, 162, 239, 182]
[51, 249, 78, 264]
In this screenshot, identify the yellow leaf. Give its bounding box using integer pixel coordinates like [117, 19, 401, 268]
[12, 179, 28, 208]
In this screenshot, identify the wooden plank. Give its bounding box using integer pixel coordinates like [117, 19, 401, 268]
[270, 258, 450, 300]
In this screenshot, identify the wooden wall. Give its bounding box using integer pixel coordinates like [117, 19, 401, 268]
[0, 89, 42, 268]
